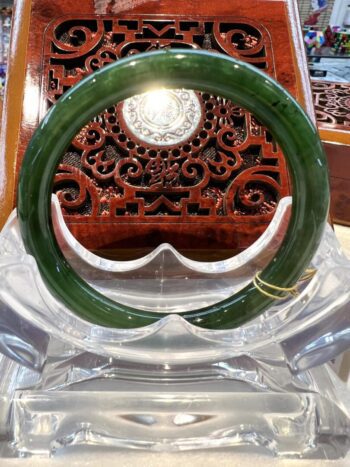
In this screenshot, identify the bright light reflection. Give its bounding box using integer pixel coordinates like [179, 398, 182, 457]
[141, 89, 182, 129]
[122, 88, 202, 146]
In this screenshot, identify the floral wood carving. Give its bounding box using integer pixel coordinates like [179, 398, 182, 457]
[312, 81, 350, 130]
[41, 16, 290, 253]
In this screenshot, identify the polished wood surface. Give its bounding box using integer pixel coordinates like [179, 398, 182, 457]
[324, 142, 350, 226]
[1, 0, 313, 259]
[0, 0, 32, 229]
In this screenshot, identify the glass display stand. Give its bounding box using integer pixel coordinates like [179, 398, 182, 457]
[0, 197, 350, 459]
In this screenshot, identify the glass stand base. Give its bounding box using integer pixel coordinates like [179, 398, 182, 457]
[1, 363, 349, 459]
[1, 205, 350, 460]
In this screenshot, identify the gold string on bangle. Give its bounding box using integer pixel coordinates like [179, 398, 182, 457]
[253, 268, 317, 301]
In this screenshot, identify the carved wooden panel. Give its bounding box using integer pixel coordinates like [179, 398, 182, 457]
[40, 16, 290, 256]
[44, 17, 274, 108]
[313, 80, 350, 226]
[54, 93, 285, 219]
[312, 81, 350, 130]
[1, 1, 312, 259]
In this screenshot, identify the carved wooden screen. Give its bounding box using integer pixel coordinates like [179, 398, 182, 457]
[312, 81, 350, 130]
[1, 1, 311, 259]
[312, 80, 350, 226]
[41, 16, 290, 258]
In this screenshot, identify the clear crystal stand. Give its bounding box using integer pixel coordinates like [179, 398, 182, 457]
[0, 197, 349, 459]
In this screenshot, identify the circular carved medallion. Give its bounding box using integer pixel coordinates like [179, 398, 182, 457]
[122, 89, 202, 146]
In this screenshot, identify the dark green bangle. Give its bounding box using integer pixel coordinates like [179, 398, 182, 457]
[17, 50, 330, 330]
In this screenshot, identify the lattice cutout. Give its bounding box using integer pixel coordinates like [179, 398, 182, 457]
[312, 81, 350, 129]
[42, 16, 290, 225]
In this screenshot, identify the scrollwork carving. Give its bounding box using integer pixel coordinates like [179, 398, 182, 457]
[312, 81, 350, 129]
[43, 16, 289, 231]
[51, 20, 105, 59]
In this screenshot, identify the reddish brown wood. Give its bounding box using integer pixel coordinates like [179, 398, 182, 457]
[323, 142, 350, 226]
[3, 0, 312, 259]
[44, 16, 290, 255]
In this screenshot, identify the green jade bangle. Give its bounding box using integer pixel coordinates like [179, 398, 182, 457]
[17, 50, 330, 330]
